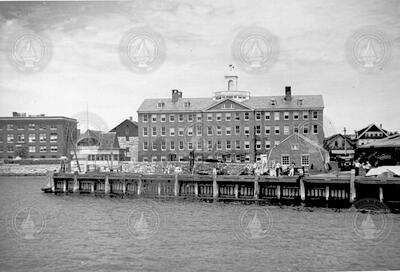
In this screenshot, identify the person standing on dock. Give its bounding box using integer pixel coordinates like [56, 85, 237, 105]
[289, 163, 295, 176]
[355, 160, 361, 176]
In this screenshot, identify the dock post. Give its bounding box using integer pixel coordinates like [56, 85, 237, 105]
[73, 172, 79, 193]
[299, 177, 306, 202]
[47, 171, 55, 192]
[137, 176, 142, 195]
[90, 182, 95, 193]
[234, 184, 239, 198]
[62, 180, 67, 193]
[105, 174, 110, 194]
[194, 182, 198, 197]
[325, 186, 330, 202]
[174, 173, 179, 197]
[350, 169, 356, 203]
[276, 185, 281, 199]
[379, 187, 384, 203]
[254, 174, 260, 199]
[212, 168, 218, 199]
[122, 180, 126, 195]
[158, 182, 161, 196]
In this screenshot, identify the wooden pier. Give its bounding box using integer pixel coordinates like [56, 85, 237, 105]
[44, 170, 400, 209]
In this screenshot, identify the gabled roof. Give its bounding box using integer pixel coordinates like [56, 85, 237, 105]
[77, 129, 120, 149]
[137, 94, 324, 113]
[357, 124, 388, 139]
[110, 119, 138, 132]
[358, 134, 400, 149]
[204, 98, 254, 111]
[324, 133, 356, 145]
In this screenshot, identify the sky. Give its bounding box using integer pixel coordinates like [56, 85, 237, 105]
[0, 0, 399, 135]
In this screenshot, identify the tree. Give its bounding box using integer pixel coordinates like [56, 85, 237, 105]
[14, 146, 28, 159]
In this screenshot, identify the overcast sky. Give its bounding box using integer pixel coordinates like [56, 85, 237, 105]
[0, 0, 399, 135]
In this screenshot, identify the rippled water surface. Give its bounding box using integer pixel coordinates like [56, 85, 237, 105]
[0, 176, 399, 272]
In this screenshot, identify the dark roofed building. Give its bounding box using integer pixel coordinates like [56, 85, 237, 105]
[110, 117, 139, 161]
[137, 69, 325, 168]
[355, 124, 389, 146]
[324, 133, 357, 160]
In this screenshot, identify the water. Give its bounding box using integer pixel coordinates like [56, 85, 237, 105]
[0, 176, 399, 272]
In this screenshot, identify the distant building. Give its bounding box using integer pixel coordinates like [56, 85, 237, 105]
[71, 129, 124, 172]
[137, 68, 325, 168]
[109, 117, 139, 162]
[355, 124, 389, 146]
[324, 133, 356, 160]
[0, 112, 77, 160]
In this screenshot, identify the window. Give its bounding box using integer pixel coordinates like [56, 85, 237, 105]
[294, 125, 299, 133]
[217, 140, 222, 150]
[40, 146, 47, 152]
[284, 112, 289, 120]
[152, 156, 158, 162]
[235, 154, 241, 162]
[226, 140, 231, 150]
[7, 134, 14, 143]
[170, 141, 175, 150]
[161, 141, 166, 151]
[7, 124, 14, 130]
[244, 112, 249, 120]
[281, 155, 290, 166]
[245, 155, 250, 162]
[196, 125, 202, 136]
[50, 146, 58, 152]
[143, 141, 148, 150]
[313, 124, 318, 134]
[216, 113, 221, 121]
[160, 114, 166, 122]
[235, 112, 240, 121]
[178, 156, 184, 162]
[235, 140, 241, 150]
[161, 127, 166, 136]
[50, 124, 57, 130]
[225, 127, 231, 135]
[225, 154, 232, 163]
[169, 128, 175, 136]
[29, 146, 36, 153]
[225, 113, 231, 121]
[293, 112, 299, 120]
[197, 142, 202, 150]
[152, 142, 157, 151]
[244, 141, 250, 149]
[303, 125, 309, 134]
[313, 111, 318, 120]
[207, 113, 212, 121]
[29, 124, 35, 130]
[17, 134, 25, 143]
[256, 140, 261, 150]
[178, 114, 184, 122]
[187, 127, 193, 136]
[143, 114, 148, 122]
[255, 112, 261, 121]
[207, 140, 213, 151]
[143, 157, 148, 162]
[169, 114, 175, 122]
[179, 141, 184, 150]
[161, 156, 167, 162]
[143, 127, 148, 136]
[265, 112, 270, 120]
[178, 127, 184, 136]
[291, 143, 299, 150]
[265, 126, 271, 135]
[284, 126, 289, 135]
[255, 125, 261, 135]
[274, 126, 280, 135]
[7, 146, 14, 152]
[274, 112, 280, 121]
[188, 114, 193, 122]
[50, 133, 57, 143]
[217, 126, 222, 136]
[244, 127, 250, 135]
[151, 114, 157, 122]
[39, 134, 47, 143]
[303, 111, 309, 120]
[235, 126, 240, 135]
[152, 127, 157, 136]
[301, 154, 310, 166]
[265, 141, 271, 149]
[207, 127, 213, 136]
[275, 141, 280, 146]
[196, 114, 202, 121]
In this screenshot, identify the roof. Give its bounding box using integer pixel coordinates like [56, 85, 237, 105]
[357, 124, 388, 139]
[137, 94, 324, 113]
[324, 133, 356, 145]
[0, 116, 77, 122]
[110, 119, 138, 132]
[77, 129, 120, 150]
[358, 134, 400, 149]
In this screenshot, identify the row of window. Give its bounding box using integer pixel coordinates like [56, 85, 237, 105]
[142, 111, 319, 123]
[0, 145, 58, 153]
[143, 124, 319, 137]
[0, 133, 58, 144]
[141, 154, 311, 165]
[87, 154, 120, 161]
[0, 124, 58, 130]
[141, 139, 289, 152]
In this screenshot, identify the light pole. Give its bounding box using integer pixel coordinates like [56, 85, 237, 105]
[344, 127, 347, 157]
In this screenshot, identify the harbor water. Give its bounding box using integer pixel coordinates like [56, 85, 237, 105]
[0, 176, 399, 272]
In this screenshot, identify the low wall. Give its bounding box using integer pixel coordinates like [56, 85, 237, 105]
[0, 164, 60, 176]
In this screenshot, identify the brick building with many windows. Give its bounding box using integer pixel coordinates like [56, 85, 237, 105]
[137, 72, 325, 167]
[0, 112, 77, 159]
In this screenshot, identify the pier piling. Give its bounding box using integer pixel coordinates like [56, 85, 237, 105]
[350, 170, 356, 203]
[174, 173, 179, 197]
[212, 169, 218, 199]
[73, 172, 79, 193]
[105, 174, 110, 194]
[299, 177, 305, 201]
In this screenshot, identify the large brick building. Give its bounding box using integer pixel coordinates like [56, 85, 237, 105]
[137, 72, 325, 168]
[0, 112, 77, 159]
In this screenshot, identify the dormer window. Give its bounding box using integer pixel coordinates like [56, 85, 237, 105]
[184, 101, 191, 108]
[297, 98, 303, 106]
[271, 99, 276, 106]
[157, 101, 165, 108]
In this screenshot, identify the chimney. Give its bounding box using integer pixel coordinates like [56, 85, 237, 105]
[379, 124, 382, 130]
[129, 116, 133, 121]
[285, 86, 291, 101]
[172, 89, 182, 103]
